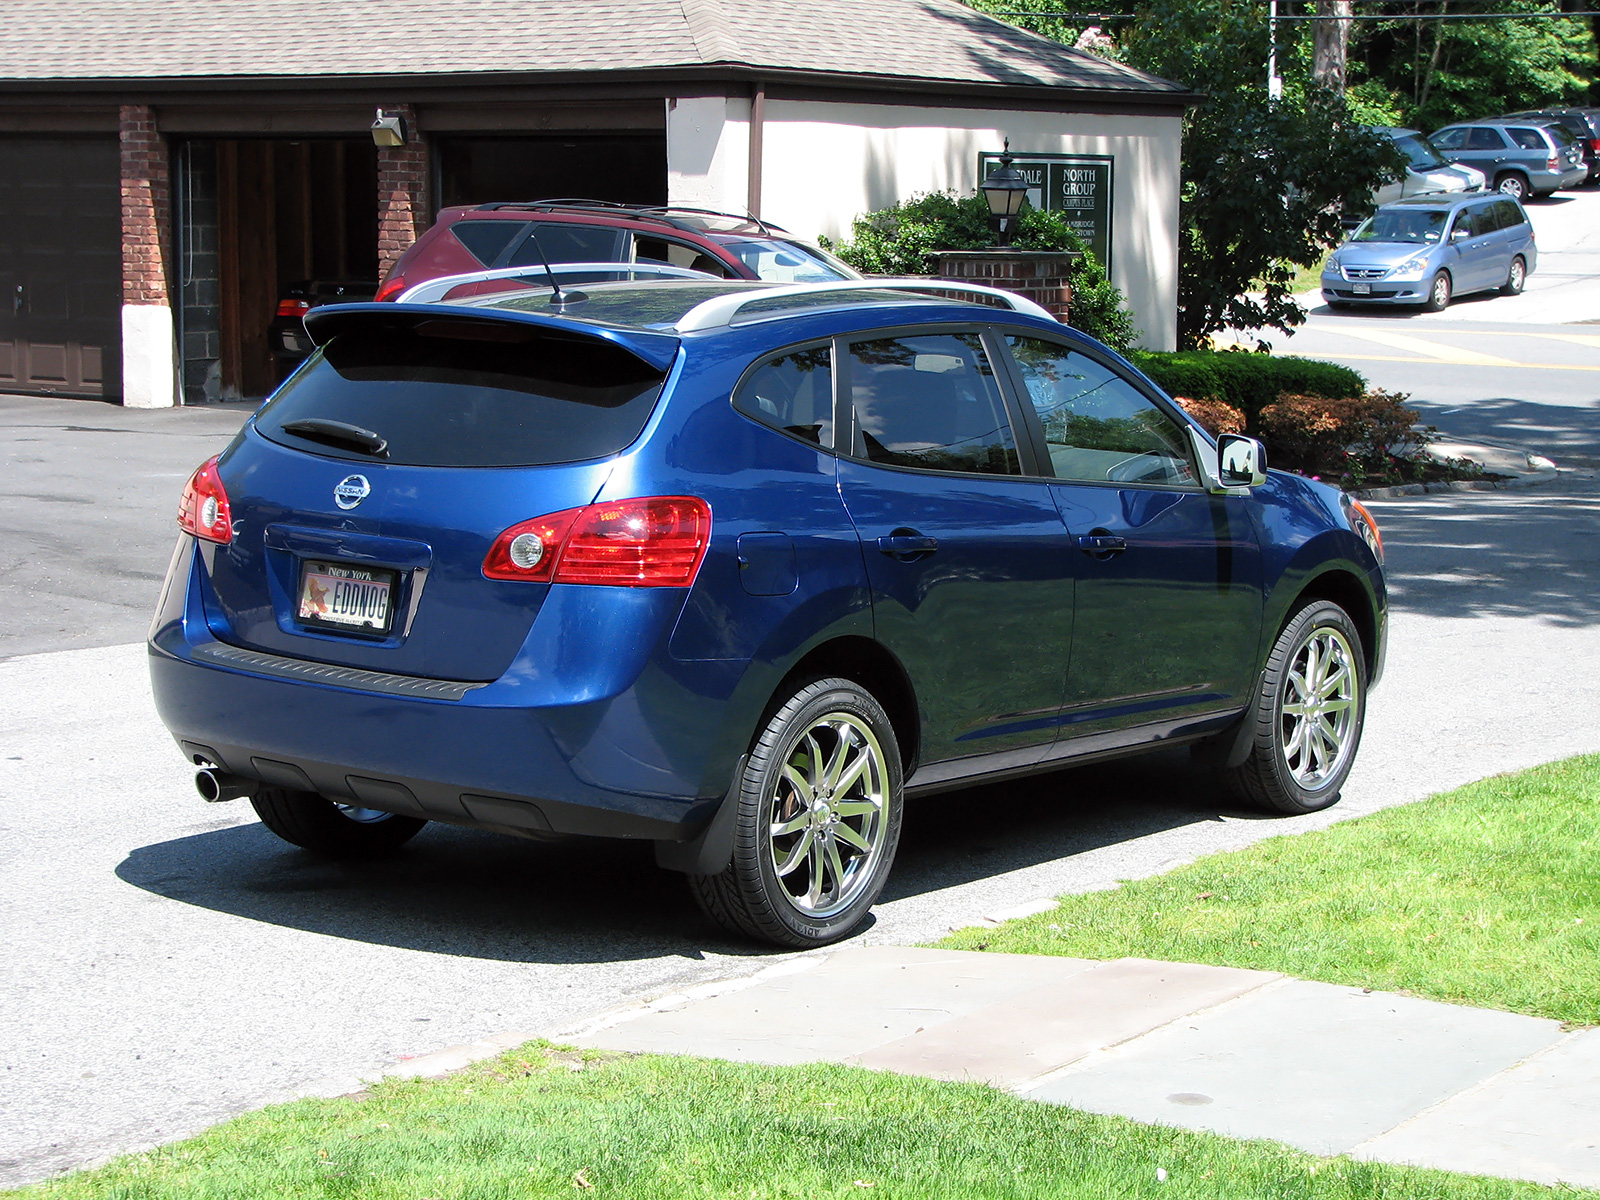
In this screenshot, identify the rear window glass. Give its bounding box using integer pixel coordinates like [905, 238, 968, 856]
[256, 326, 665, 468]
[1508, 127, 1549, 150]
[450, 220, 524, 266]
[506, 223, 626, 267]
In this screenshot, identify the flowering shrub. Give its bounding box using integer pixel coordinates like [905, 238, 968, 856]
[1173, 394, 1246, 436]
[1257, 389, 1447, 488]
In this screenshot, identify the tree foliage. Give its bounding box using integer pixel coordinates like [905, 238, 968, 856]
[821, 192, 1140, 353]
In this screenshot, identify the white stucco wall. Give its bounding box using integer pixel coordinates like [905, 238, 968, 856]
[665, 96, 1181, 351]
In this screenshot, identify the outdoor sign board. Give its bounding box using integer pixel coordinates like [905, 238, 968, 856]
[979, 152, 1114, 273]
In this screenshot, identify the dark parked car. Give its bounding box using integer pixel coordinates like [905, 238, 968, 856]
[374, 200, 858, 302]
[270, 280, 377, 376]
[1427, 120, 1586, 200]
[1496, 108, 1600, 184]
[1322, 192, 1535, 311]
[151, 275, 1387, 947]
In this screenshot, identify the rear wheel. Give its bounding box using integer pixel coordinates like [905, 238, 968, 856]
[1422, 270, 1452, 312]
[1501, 255, 1527, 296]
[689, 678, 903, 947]
[250, 787, 427, 858]
[1495, 172, 1529, 202]
[1222, 601, 1367, 816]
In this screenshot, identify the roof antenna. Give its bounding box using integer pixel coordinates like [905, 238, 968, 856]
[525, 229, 567, 307]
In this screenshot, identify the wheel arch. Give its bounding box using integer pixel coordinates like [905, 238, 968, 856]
[1279, 567, 1381, 681]
[762, 635, 920, 774]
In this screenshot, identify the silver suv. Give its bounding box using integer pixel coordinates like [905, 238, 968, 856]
[1428, 120, 1587, 201]
[1320, 192, 1536, 312]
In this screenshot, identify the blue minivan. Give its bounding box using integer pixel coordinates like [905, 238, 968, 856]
[150, 276, 1387, 946]
[1321, 192, 1535, 311]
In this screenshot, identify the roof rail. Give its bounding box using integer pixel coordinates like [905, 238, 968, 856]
[396, 262, 717, 305]
[673, 279, 1057, 332]
[464, 198, 782, 237]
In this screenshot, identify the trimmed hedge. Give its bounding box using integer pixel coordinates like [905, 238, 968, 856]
[1130, 351, 1366, 423]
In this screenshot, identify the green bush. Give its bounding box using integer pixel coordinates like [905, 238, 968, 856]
[1130, 350, 1366, 423]
[821, 191, 1139, 354]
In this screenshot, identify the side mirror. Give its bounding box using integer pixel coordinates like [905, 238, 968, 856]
[1451, 226, 1470, 242]
[1217, 434, 1268, 487]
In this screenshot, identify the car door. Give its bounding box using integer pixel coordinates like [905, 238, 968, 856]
[833, 328, 1075, 781]
[1446, 205, 1496, 294]
[998, 334, 1263, 750]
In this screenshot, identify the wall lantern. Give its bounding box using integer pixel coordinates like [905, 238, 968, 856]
[371, 108, 408, 148]
[980, 138, 1030, 246]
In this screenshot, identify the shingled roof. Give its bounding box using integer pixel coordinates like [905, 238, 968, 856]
[0, 0, 1185, 102]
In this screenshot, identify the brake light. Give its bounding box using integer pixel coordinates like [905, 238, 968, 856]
[1548, 154, 1561, 170]
[483, 497, 711, 587]
[374, 273, 407, 302]
[276, 298, 311, 317]
[177, 455, 233, 545]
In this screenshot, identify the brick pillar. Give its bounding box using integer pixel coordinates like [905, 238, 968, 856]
[927, 250, 1077, 323]
[120, 104, 178, 407]
[376, 105, 429, 278]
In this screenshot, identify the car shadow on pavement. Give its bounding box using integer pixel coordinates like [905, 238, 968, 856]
[115, 752, 1245, 961]
[1405, 396, 1600, 467]
[1369, 474, 1600, 626]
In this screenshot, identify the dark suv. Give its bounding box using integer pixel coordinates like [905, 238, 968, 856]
[1496, 109, 1600, 184]
[375, 200, 858, 301]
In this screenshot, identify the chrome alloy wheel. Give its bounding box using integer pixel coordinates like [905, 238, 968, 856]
[1280, 626, 1359, 790]
[767, 712, 890, 920]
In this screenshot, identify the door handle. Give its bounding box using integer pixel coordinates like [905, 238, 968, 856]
[1076, 532, 1127, 557]
[877, 532, 939, 560]
[11, 284, 21, 315]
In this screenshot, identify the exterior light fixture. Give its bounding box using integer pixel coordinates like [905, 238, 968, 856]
[980, 138, 1030, 246]
[371, 108, 408, 148]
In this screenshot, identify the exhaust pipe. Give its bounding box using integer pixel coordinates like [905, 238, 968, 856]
[195, 768, 258, 803]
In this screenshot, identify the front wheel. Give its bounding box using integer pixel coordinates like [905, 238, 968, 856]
[250, 787, 427, 858]
[1501, 256, 1527, 296]
[1222, 601, 1367, 815]
[689, 678, 903, 947]
[1422, 271, 1452, 312]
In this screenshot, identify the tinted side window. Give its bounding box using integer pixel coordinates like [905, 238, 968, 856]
[1467, 127, 1507, 150]
[1430, 127, 1467, 150]
[1006, 336, 1197, 487]
[732, 345, 833, 447]
[634, 235, 733, 279]
[505, 223, 626, 267]
[846, 333, 1019, 476]
[1507, 127, 1547, 151]
[1494, 199, 1526, 229]
[450, 220, 524, 266]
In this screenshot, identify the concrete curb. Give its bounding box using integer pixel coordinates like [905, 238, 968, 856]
[1352, 468, 1565, 501]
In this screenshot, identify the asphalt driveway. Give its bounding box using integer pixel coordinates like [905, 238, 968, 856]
[2, 397, 1598, 1187]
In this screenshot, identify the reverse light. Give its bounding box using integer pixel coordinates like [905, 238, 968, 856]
[483, 497, 711, 587]
[276, 298, 311, 317]
[178, 455, 233, 545]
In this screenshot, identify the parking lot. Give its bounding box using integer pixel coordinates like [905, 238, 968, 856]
[4, 370, 1600, 1184]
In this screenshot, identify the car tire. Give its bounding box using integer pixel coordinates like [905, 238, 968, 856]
[1501, 255, 1527, 296]
[1494, 172, 1529, 201]
[250, 787, 427, 858]
[1222, 600, 1367, 816]
[1422, 270, 1452, 312]
[688, 677, 903, 948]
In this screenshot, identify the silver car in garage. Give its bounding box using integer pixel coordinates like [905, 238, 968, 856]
[1321, 192, 1536, 312]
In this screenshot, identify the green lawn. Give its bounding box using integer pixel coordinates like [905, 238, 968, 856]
[8, 1044, 1591, 1200]
[944, 755, 1600, 1026]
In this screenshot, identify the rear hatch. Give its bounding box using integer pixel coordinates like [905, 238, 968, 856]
[205, 306, 679, 681]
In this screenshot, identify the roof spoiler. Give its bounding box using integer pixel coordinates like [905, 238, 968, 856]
[301, 303, 682, 373]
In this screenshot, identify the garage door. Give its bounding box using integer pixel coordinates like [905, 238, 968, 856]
[0, 138, 121, 399]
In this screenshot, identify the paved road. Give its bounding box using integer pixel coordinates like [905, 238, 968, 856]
[3, 351, 1600, 1183]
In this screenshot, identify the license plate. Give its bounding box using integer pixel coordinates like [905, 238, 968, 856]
[298, 561, 395, 632]
[1352, 282, 1372, 295]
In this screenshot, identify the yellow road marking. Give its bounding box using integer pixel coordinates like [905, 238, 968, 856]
[1307, 353, 1600, 372]
[1525, 332, 1600, 351]
[1324, 327, 1518, 365]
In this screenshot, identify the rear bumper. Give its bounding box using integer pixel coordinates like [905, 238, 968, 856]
[148, 538, 746, 842]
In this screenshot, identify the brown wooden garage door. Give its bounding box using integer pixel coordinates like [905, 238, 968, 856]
[0, 138, 121, 399]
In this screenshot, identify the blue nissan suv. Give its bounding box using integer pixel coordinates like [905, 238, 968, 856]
[150, 274, 1387, 947]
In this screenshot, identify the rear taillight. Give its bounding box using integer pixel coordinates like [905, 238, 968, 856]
[275, 298, 311, 317]
[483, 497, 711, 587]
[1548, 154, 1561, 170]
[177, 455, 233, 545]
[374, 274, 407, 302]
[1590, 138, 1600, 154]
